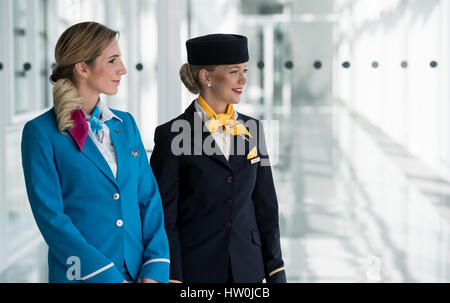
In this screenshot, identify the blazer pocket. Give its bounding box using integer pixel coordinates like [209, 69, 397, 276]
[252, 230, 262, 246]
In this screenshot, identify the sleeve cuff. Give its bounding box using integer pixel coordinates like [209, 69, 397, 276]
[267, 267, 287, 283]
[80, 262, 124, 283]
[138, 258, 170, 283]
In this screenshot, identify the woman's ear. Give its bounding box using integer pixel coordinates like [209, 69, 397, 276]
[198, 69, 211, 87]
[74, 62, 89, 79]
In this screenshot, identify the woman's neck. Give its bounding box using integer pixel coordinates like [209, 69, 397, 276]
[201, 92, 228, 114]
[78, 84, 100, 115]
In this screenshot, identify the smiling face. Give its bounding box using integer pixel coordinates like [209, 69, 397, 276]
[207, 63, 248, 105]
[84, 40, 127, 96]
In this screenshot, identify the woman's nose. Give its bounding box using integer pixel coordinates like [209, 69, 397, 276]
[119, 60, 127, 75]
[239, 72, 247, 85]
[121, 64, 127, 75]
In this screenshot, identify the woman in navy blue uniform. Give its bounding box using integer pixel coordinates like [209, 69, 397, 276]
[21, 22, 169, 283]
[150, 34, 286, 283]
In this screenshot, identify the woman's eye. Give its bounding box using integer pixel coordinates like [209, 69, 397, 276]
[231, 69, 248, 74]
[109, 59, 116, 64]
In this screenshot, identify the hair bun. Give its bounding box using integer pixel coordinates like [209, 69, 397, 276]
[179, 63, 200, 94]
[50, 74, 58, 83]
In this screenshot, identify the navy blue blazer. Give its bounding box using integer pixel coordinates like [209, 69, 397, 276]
[150, 101, 286, 283]
[21, 108, 170, 283]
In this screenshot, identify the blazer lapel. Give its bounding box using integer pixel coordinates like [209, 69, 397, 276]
[68, 109, 89, 151]
[63, 111, 117, 185]
[105, 119, 126, 183]
[81, 135, 118, 186]
[228, 113, 252, 174]
[207, 135, 232, 170]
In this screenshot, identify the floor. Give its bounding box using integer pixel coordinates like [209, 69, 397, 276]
[274, 102, 450, 282]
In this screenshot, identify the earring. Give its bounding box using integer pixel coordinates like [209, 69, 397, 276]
[208, 83, 212, 87]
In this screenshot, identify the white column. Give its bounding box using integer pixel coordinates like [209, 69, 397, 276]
[28, 0, 39, 114]
[441, 0, 450, 181]
[125, 0, 140, 124]
[263, 24, 274, 122]
[156, 0, 183, 125]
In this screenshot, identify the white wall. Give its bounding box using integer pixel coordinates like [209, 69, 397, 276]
[334, 0, 450, 181]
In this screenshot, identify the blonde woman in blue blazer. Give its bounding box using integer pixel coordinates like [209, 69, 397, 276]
[21, 22, 169, 283]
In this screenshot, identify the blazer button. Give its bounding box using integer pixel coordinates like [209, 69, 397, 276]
[227, 176, 233, 183]
[116, 219, 124, 227]
[113, 193, 120, 200]
[225, 222, 232, 230]
[226, 199, 233, 206]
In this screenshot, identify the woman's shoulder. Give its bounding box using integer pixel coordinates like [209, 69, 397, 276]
[109, 108, 131, 121]
[235, 112, 268, 140]
[109, 108, 140, 131]
[24, 108, 58, 131]
[236, 111, 265, 132]
[22, 108, 61, 147]
[236, 111, 259, 123]
[155, 112, 187, 134]
[108, 109, 143, 140]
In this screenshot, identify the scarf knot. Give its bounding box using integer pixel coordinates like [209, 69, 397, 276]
[88, 106, 104, 135]
[197, 95, 252, 138]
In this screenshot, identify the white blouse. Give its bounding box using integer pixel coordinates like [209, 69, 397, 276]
[84, 99, 123, 178]
[194, 100, 238, 161]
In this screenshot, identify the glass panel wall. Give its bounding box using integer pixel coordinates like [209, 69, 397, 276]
[38, 0, 50, 109]
[7, 0, 51, 245]
[13, 0, 50, 116]
[136, 0, 158, 149]
[104, 0, 129, 112]
[13, 0, 30, 115]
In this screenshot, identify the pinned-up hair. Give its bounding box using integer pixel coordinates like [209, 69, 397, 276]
[50, 22, 119, 133]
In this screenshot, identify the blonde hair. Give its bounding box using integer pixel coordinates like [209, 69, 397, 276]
[50, 22, 119, 133]
[179, 63, 217, 94]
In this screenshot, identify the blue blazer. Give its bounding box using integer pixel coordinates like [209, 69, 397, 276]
[21, 108, 170, 283]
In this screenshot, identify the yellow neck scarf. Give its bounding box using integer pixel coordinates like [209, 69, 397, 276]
[197, 95, 252, 139]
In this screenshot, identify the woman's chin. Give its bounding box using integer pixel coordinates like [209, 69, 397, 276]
[103, 88, 119, 96]
[230, 97, 242, 104]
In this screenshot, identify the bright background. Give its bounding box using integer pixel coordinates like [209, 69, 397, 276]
[0, 0, 449, 282]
